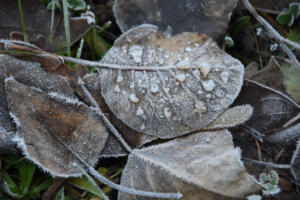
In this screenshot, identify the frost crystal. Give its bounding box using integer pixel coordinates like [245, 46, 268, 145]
[150, 83, 159, 93]
[136, 106, 144, 116]
[221, 72, 230, 83]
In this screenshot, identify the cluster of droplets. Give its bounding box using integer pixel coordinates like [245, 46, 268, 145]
[101, 27, 243, 134]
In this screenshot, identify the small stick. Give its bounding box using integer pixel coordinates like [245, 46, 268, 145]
[242, 157, 290, 169]
[78, 79, 132, 153]
[242, 0, 300, 68]
[283, 112, 300, 128]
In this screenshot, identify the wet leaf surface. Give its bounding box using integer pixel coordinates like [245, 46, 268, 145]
[5, 77, 109, 177]
[113, 0, 239, 41]
[119, 130, 262, 200]
[100, 24, 244, 139]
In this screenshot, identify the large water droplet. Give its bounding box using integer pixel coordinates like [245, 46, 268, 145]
[116, 75, 124, 83]
[221, 72, 230, 83]
[114, 85, 121, 93]
[202, 80, 215, 91]
[129, 93, 139, 103]
[150, 83, 159, 93]
[176, 73, 186, 82]
[129, 45, 143, 63]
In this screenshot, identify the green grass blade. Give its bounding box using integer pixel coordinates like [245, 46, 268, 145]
[17, 0, 28, 42]
[19, 159, 36, 192]
[77, 165, 110, 200]
[62, 0, 71, 56]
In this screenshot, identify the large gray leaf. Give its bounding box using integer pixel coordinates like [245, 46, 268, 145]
[5, 77, 109, 177]
[119, 130, 262, 200]
[100, 24, 244, 139]
[113, 0, 239, 41]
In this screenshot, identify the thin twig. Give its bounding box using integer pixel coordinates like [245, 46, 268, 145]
[78, 79, 132, 153]
[283, 112, 300, 128]
[52, 128, 182, 199]
[242, 0, 300, 68]
[242, 158, 291, 169]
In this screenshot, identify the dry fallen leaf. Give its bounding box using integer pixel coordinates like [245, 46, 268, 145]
[233, 80, 300, 134]
[119, 130, 262, 200]
[5, 77, 109, 177]
[99, 24, 244, 139]
[0, 54, 75, 154]
[113, 0, 239, 41]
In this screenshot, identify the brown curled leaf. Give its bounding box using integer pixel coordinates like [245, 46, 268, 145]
[5, 77, 109, 177]
[100, 24, 244, 139]
[119, 130, 262, 200]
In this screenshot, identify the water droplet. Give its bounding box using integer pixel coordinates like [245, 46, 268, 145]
[192, 69, 200, 77]
[121, 46, 127, 53]
[129, 45, 143, 63]
[150, 83, 159, 93]
[185, 47, 192, 52]
[164, 107, 172, 119]
[176, 73, 186, 82]
[116, 75, 123, 83]
[202, 80, 215, 91]
[199, 63, 211, 77]
[158, 98, 165, 104]
[114, 85, 121, 93]
[129, 93, 139, 103]
[221, 72, 230, 83]
[136, 106, 144, 116]
[140, 123, 145, 130]
[197, 89, 203, 95]
[195, 101, 207, 113]
[216, 88, 225, 97]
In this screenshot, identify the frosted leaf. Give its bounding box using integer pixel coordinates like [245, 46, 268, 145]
[204, 105, 253, 130]
[5, 78, 109, 177]
[0, 55, 75, 154]
[100, 25, 244, 139]
[113, 0, 239, 41]
[119, 130, 262, 199]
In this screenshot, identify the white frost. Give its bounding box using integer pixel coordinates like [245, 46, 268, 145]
[150, 83, 159, 93]
[201, 80, 215, 91]
[129, 45, 143, 63]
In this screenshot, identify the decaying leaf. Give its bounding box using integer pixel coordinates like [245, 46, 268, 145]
[291, 139, 300, 184]
[100, 24, 244, 139]
[233, 80, 300, 133]
[119, 130, 262, 200]
[0, 54, 75, 154]
[113, 0, 239, 41]
[0, 0, 93, 52]
[5, 77, 109, 177]
[243, 62, 258, 80]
